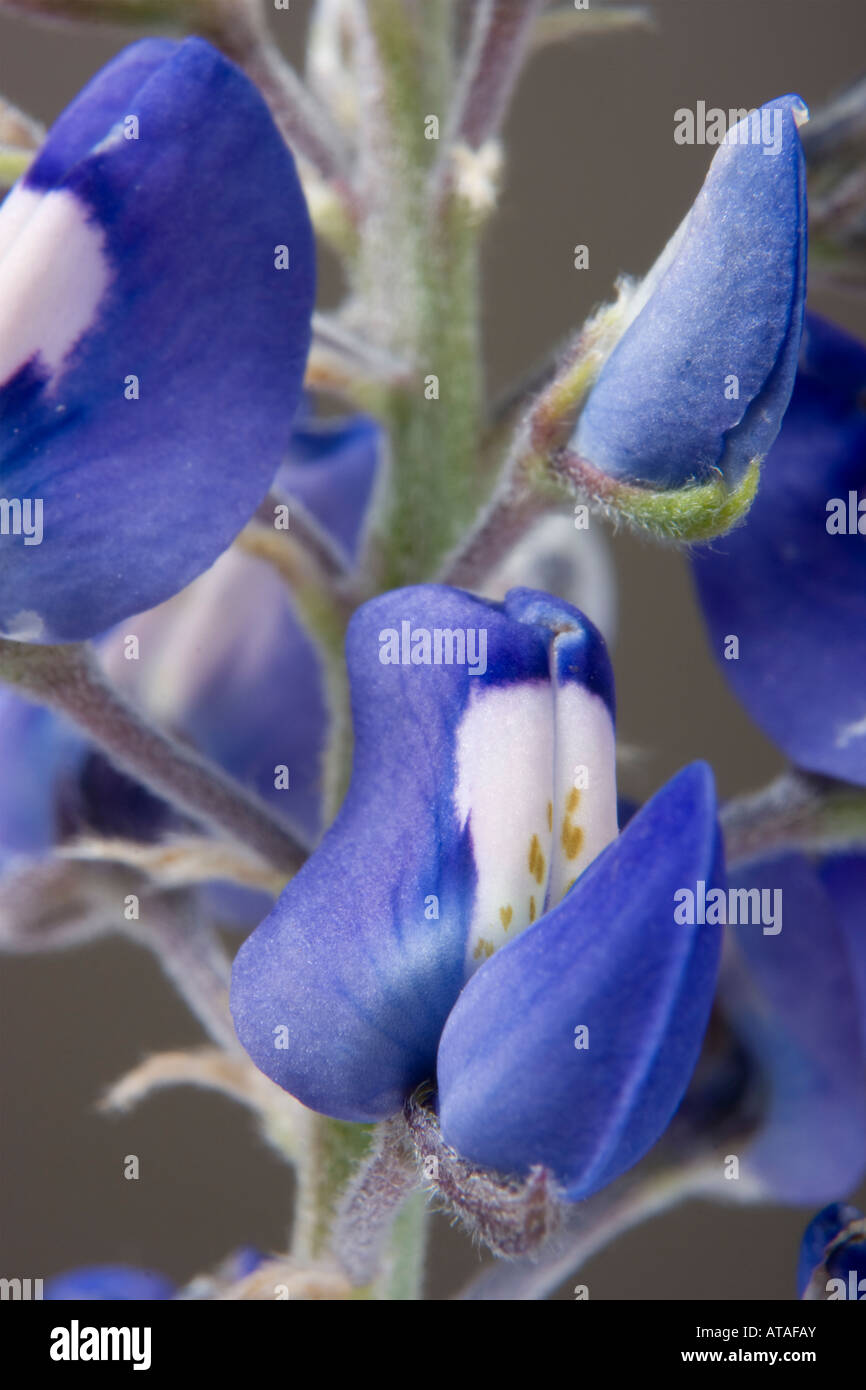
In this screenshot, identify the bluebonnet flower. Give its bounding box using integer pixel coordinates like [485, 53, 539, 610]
[43, 1247, 266, 1300]
[691, 314, 866, 785]
[0, 37, 315, 643]
[231, 585, 724, 1199]
[0, 412, 379, 914]
[44, 1264, 175, 1301]
[572, 96, 808, 503]
[717, 853, 866, 1204]
[798, 1203, 866, 1299]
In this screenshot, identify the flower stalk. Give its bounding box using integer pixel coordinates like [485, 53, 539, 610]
[0, 638, 310, 875]
[722, 770, 866, 867]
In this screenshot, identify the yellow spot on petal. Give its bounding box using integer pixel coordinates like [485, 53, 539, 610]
[473, 937, 495, 960]
[529, 896, 537, 923]
[567, 787, 580, 815]
[499, 905, 513, 930]
[546, 800, 553, 831]
[528, 833, 546, 884]
[561, 821, 584, 860]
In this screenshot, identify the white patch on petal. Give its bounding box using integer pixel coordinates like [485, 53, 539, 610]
[455, 682, 554, 974]
[1, 609, 44, 640]
[101, 549, 260, 724]
[547, 682, 618, 910]
[836, 713, 866, 748]
[0, 184, 43, 256]
[0, 185, 111, 390]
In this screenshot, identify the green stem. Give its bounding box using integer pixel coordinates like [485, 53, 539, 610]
[292, 1116, 375, 1263]
[381, 1188, 429, 1301]
[356, 1, 485, 585]
[0, 638, 310, 875]
[722, 769, 866, 867]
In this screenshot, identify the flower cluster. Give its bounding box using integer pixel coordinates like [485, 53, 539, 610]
[1, 4, 864, 1304]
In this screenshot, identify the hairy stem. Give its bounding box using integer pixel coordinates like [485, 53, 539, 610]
[438, 332, 610, 587]
[722, 770, 866, 867]
[382, 1188, 429, 1301]
[292, 1116, 375, 1264]
[61, 834, 286, 897]
[533, 5, 653, 52]
[457, 1157, 719, 1301]
[307, 312, 413, 410]
[126, 891, 238, 1052]
[331, 1116, 420, 1290]
[355, 0, 485, 584]
[0, 638, 310, 875]
[438, 467, 558, 588]
[449, 0, 546, 150]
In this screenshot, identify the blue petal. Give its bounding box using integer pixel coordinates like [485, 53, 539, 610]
[0, 547, 326, 925]
[230, 585, 617, 1122]
[436, 762, 723, 1198]
[222, 1246, 266, 1281]
[0, 685, 176, 876]
[277, 414, 381, 564]
[24, 42, 179, 192]
[574, 96, 808, 489]
[44, 1264, 175, 1300]
[818, 854, 866, 1057]
[0, 697, 85, 854]
[104, 545, 326, 846]
[721, 854, 866, 1203]
[797, 1203, 864, 1297]
[691, 315, 866, 784]
[0, 37, 314, 642]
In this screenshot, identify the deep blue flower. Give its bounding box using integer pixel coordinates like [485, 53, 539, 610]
[231, 585, 724, 1199]
[0, 699, 85, 861]
[44, 1264, 175, 1300]
[42, 1247, 266, 1300]
[0, 549, 321, 887]
[798, 1203, 866, 1299]
[278, 411, 380, 567]
[691, 314, 866, 785]
[573, 95, 808, 493]
[0, 37, 315, 643]
[0, 415, 379, 889]
[719, 853, 866, 1204]
[818, 853, 866, 1058]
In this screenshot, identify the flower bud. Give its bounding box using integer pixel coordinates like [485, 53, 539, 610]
[565, 96, 808, 541]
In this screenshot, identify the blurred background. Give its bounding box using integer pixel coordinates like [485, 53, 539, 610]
[1, 0, 865, 1300]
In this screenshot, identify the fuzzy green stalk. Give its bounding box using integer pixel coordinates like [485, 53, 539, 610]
[380, 1188, 429, 1301]
[356, 0, 487, 587]
[377, 196, 486, 586]
[292, 1118, 376, 1265]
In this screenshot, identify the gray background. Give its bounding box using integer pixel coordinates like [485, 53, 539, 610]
[1, 0, 864, 1300]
